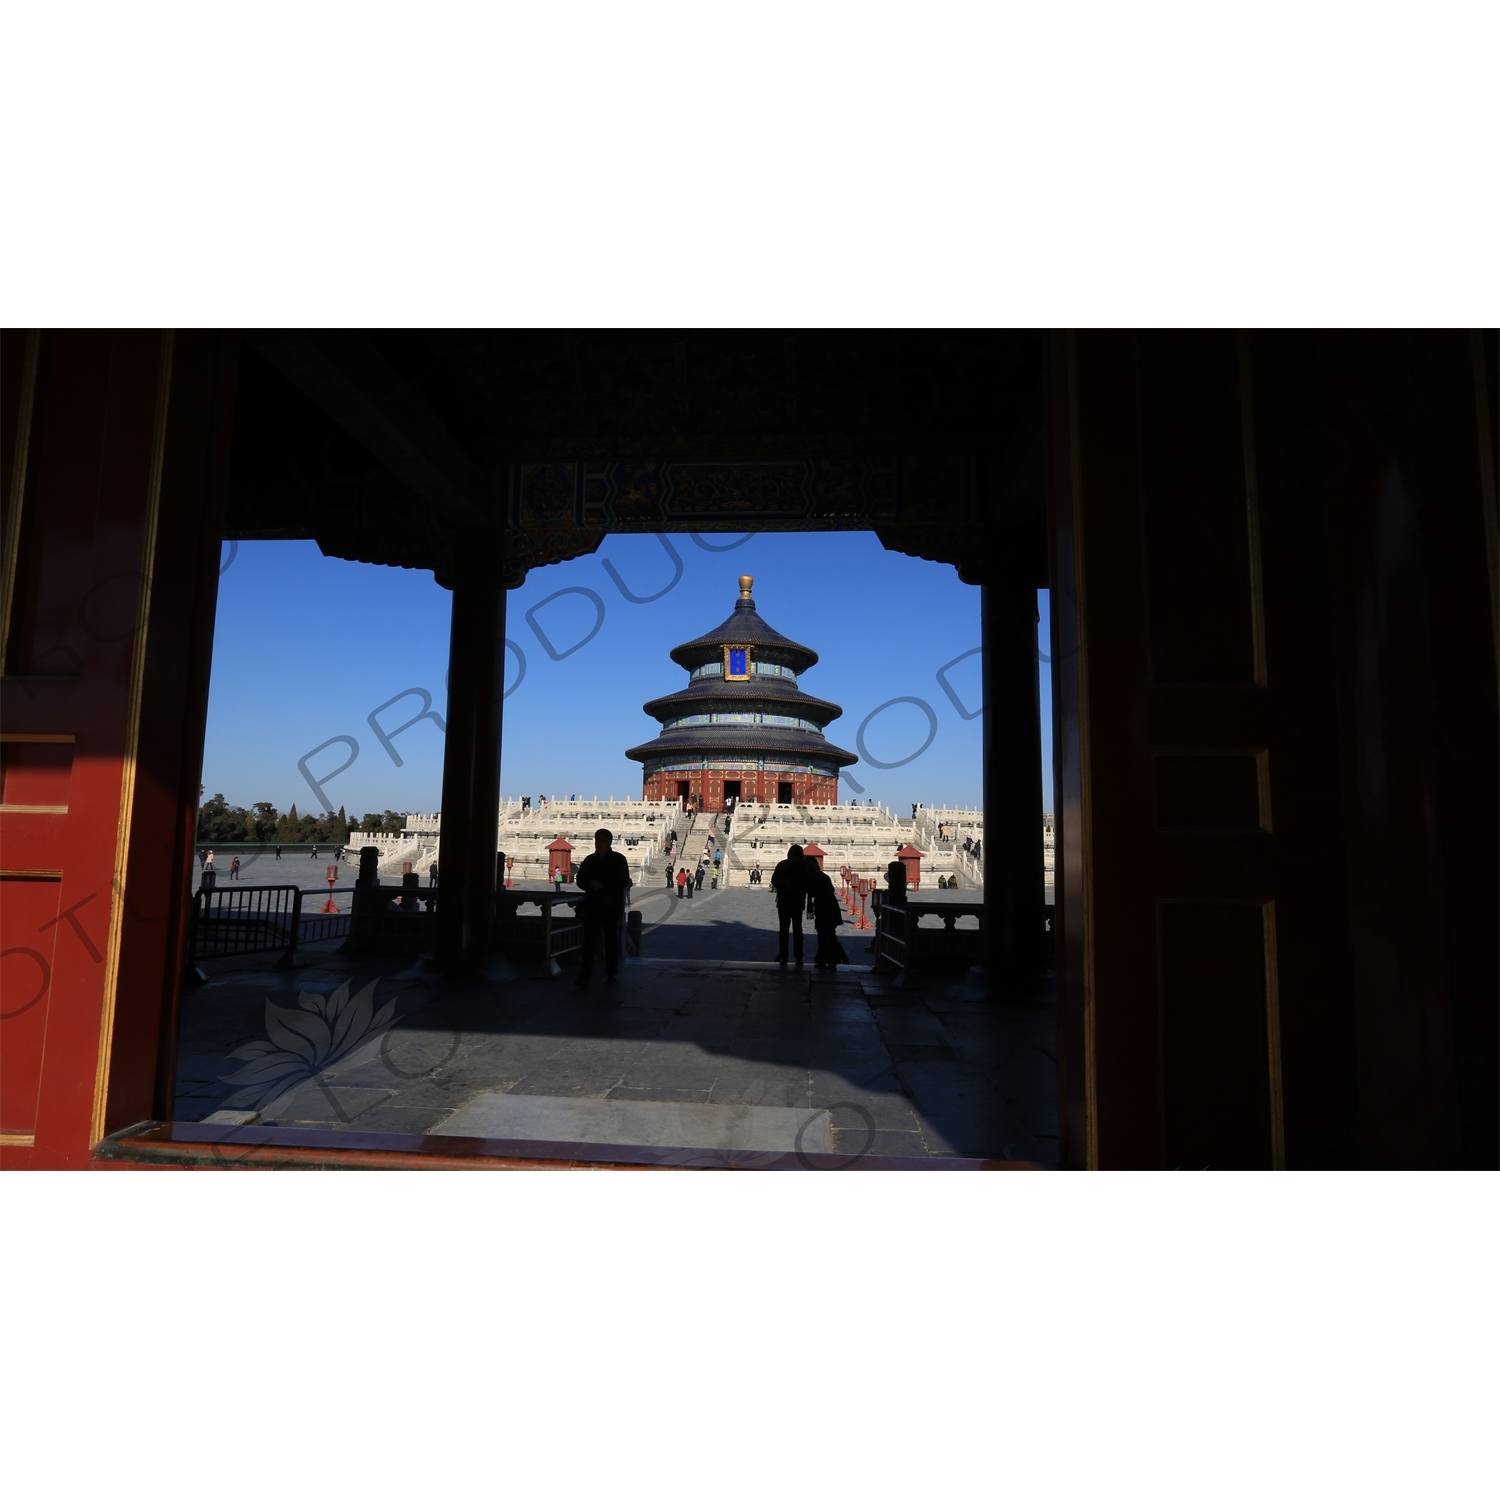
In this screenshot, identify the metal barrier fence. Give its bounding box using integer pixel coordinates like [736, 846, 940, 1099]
[189, 884, 353, 964]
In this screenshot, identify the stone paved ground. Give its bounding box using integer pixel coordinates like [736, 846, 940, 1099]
[174, 925, 1058, 1163]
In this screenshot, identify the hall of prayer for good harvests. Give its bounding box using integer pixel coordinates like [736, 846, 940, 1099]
[625, 575, 858, 810]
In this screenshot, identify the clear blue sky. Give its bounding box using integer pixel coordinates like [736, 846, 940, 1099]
[202, 534, 1052, 818]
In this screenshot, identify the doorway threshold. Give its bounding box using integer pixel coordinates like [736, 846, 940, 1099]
[95, 1119, 1034, 1171]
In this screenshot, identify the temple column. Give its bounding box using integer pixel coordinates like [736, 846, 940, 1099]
[980, 561, 1046, 986]
[437, 528, 507, 967]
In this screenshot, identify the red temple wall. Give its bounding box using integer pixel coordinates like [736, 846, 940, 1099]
[641, 768, 839, 809]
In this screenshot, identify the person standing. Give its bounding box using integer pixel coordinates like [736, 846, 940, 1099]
[274, 845, 282, 860]
[665, 861, 675, 888]
[807, 862, 847, 970]
[573, 828, 632, 988]
[694, 863, 705, 892]
[676, 865, 688, 900]
[229, 856, 240, 881]
[204, 849, 215, 871]
[429, 861, 438, 888]
[770, 844, 809, 969]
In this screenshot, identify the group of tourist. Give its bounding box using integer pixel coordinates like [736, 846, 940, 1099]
[664, 838, 722, 897]
[770, 844, 847, 971]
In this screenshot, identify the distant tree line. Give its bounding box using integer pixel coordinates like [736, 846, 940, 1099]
[195, 792, 409, 845]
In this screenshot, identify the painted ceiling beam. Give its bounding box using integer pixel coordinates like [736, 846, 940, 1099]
[244, 330, 492, 530]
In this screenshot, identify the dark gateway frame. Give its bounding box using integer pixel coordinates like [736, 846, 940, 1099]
[1, 329, 1494, 1171]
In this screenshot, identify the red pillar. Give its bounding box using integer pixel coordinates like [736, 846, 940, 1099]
[0, 330, 238, 1167]
[437, 529, 507, 967]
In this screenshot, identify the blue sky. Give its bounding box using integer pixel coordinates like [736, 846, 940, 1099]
[201, 534, 1052, 818]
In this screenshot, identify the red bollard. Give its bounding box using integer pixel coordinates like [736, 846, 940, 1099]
[854, 877, 872, 931]
[321, 864, 339, 913]
[505, 855, 514, 889]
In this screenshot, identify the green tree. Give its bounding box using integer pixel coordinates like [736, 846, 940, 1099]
[250, 801, 279, 842]
[197, 792, 251, 842]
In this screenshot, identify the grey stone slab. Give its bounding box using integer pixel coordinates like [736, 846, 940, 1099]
[259, 1084, 395, 1125]
[608, 981, 691, 1010]
[504, 1051, 641, 1098]
[657, 1014, 741, 1047]
[606, 1086, 714, 1105]
[871, 1006, 956, 1048]
[890, 1051, 993, 1096]
[978, 1055, 1060, 1102]
[807, 998, 878, 1026]
[706, 1068, 813, 1109]
[459, 1033, 577, 1070]
[433, 1092, 832, 1153]
[907, 1090, 1027, 1158]
[354, 1102, 464, 1135]
[805, 1027, 886, 1060]
[832, 1128, 931, 1160]
[805, 1082, 921, 1130]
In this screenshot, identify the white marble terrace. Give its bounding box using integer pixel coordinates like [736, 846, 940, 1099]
[348, 798, 1052, 894]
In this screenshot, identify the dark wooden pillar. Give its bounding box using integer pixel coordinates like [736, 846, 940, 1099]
[1047, 329, 1497, 1171]
[436, 529, 507, 967]
[980, 558, 1046, 986]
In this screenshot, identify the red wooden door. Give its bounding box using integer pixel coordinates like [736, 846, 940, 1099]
[1, 330, 236, 1167]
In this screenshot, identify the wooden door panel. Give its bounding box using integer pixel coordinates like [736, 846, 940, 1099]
[1139, 330, 1261, 687]
[1051, 329, 1495, 1169]
[1159, 900, 1277, 1170]
[0, 873, 63, 1139]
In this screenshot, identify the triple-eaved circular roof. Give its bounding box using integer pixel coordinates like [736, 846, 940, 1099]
[628, 579, 856, 769]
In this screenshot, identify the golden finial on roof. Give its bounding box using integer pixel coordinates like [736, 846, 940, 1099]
[738, 574, 754, 599]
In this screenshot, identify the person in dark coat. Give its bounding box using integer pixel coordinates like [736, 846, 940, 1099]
[770, 844, 809, 968]
[573, 829, 633, 987]
[807, 864, 847, 970]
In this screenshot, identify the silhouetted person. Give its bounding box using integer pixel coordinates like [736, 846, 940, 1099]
[807, 865, 847, 970]
[574, 828, 632, 988]
[771, 844, 809, 968]
[274, 845, 282, 860]
[429, 861, 438, 888]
